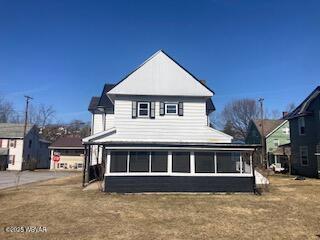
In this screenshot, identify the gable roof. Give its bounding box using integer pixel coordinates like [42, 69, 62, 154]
[50, 136, 84, 149]
[107, 50, 214, 97]
[206, 98, 215, 114]
[88, 84, 115, 113]
[286, 86, 320, 119]
[253, 119, 285, 137]
[0, 123, 34, 139]
[88, 96, 100, 112]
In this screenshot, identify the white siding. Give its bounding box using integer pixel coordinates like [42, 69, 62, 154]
[93, 114, 104, 134]
[105, 114, 115, 130]
[108, 51, 213, 97]
[7, 139, 24, 171]
[91, 96, 231, 143]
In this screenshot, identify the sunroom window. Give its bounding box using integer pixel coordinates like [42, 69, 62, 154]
[217, 152, 241, 173]
[110, 151, 127, 172]
[129, 152, 149, 172]
[172, 152, 190, 173]
[195, 152, 215, 173]
[151, 152, 167, 172]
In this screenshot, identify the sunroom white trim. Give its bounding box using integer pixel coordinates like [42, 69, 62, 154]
[105, 173, 253, 177]
[106, 150, 253, 177]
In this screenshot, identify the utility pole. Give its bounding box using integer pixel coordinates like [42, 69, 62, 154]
[23, 95, 33, 137]
[258, 98, 265, 167]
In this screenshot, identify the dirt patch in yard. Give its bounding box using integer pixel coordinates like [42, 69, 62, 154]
[0, 174, 319, 240]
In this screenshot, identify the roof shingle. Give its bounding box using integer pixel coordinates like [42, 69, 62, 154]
[50, 136, 84, 148]
[0, 123, 34, 138]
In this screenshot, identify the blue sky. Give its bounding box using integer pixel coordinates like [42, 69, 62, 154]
[0, 0, 319, 123]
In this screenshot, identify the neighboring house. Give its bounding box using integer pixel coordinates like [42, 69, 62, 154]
[245, 119, 290, 168]
[286, 86, 320, 178]
[83, 50, 259, 193]
[0, 123, 50, 171]
[49, 136, 85, 171]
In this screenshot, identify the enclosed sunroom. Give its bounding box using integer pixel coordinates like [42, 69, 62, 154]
[83, 142, 258, 193]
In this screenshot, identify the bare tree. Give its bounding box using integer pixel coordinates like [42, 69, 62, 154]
[0, 97, 15, 123]
[221, 99, 260, 139]
[28, 104, 55, 127]
[285, 103, 296, 112]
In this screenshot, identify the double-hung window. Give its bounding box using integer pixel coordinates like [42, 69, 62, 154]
[165, 103, 178, 115]
[138, 102, 150, 117]
[300, 146, 308, 166]
[298, 117, 305, 135]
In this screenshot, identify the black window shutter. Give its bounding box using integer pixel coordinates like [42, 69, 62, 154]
[150, 102, 155, 118]
[178, 102, 184, 116]
[132, 101, 137, 118]
[160, 102, 165, 116]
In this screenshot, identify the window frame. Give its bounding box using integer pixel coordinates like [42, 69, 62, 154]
[299, 146, 309, 166]
[165, 103, 178, 115]
[137, 102, 150, 118]
[107, 151, 253, 176]
[298, 117, 305, 135]
[110, 151, 168, 174]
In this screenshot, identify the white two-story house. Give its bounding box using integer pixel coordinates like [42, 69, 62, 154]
[0, 123, 50, 171]
[83, 50, 257, 193]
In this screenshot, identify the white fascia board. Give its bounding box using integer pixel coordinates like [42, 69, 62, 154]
[104, 146, 256, 151]
[82, 127, 116, 143]
[105, 173, 253, 177]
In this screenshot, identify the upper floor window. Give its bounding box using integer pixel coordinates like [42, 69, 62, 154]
[298, 117, 305, 135]
[273, 139, 279, 147]
[160, 102, 183, 116]
[165, 103, 178, 115]
[28, 140, 32, 148]
[299, 146, 308, 166]
[9, 140, 16, 148]
[8, 155, 15, 165]
[282, 127, 289, 135]
[138, 102, 150, 117]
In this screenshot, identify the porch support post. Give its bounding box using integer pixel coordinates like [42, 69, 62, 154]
[190, 151, 195, 174]
[85, 145, 91, 183]
[82, 145, 88, 187]
[240, 153, 243, 174]
[250, 153, 253, 175]
[168, 151, 172, 174]
[106, 150, 111, 175]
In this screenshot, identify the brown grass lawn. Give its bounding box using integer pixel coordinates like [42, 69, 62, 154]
[0, 174, 319, 240]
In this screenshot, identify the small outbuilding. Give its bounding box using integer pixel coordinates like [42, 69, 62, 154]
[49, 136, 85, 171]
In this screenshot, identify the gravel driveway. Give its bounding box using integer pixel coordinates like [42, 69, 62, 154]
[0, 170, 78, 189]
